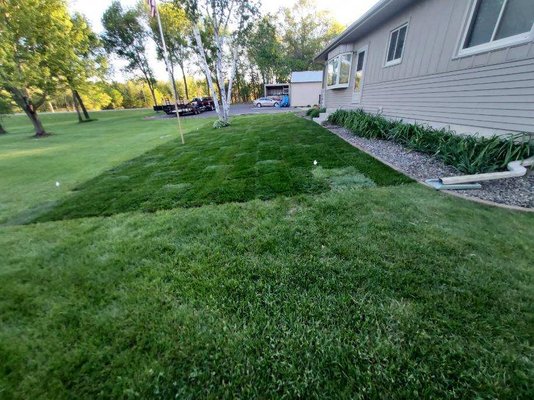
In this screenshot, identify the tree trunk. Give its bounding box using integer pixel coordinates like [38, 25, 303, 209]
[214, 77, 222, 101]
[193, 26, 221, 117]
[136, 52, 158, 106]
[213, 30, 229, 123]
[8, 87, 48, 136]
[74, 90, 90, 120]
[235, 76, 242, 103]
[27, 108, 47, 137]
[179, 62, 189, 100]
[168, 66, 178, 102]
[226, 46, 238, 111]
[147, 82, 157, 106]
[72, 90, 83, 123]
[0, 122, 6, 134]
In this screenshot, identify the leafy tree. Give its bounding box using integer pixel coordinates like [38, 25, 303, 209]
[143, 1, 192, 100]
[105, 88, 124, 110]
[60, 13, 107, 122]
[0, 0, 73, 136]
[0, 89, 15, 134]
[279, 0, 344, 72]
[247, 17, 287, 84]
[114, 79, 167, 109]
[101, 1, 158, 106]
[177, 0, 259, 126]
[77, 83, 112, 111]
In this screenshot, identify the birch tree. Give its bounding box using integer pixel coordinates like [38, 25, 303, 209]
[176, 0, 259, 127]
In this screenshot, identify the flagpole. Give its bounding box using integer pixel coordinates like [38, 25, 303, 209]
[154, 0, 185, 144]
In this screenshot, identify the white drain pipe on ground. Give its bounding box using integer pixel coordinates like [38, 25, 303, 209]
[425, 156, 534, 191]
[440, 156, 534, 185]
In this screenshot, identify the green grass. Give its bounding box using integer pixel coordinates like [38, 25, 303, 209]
[0, 111, 533, 399]
[0, 110, 208, 224]
[34, 114, 409, 222]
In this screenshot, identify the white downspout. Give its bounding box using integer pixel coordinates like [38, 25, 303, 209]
[439, 156, 534, 185]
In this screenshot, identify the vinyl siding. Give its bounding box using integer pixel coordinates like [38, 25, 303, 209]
[324, 0, 534, 135]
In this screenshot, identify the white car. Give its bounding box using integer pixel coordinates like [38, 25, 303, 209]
[253, 97, 279, 108]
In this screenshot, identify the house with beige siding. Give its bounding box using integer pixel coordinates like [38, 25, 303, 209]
[315, 0, 534, 136]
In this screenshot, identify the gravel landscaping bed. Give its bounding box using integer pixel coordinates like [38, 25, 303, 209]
[324, 124, 534, 209]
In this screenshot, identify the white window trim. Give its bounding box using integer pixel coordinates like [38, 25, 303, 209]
[352, 45, 369, 104]
[384, 22, 409, 67]
[457, 0, 534, 58]
[326, 52, 352, 89]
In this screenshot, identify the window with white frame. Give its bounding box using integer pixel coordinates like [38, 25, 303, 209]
[326, 53, 352, 88]
[385, 23, 408, 66]
[461, 0, 534, 54]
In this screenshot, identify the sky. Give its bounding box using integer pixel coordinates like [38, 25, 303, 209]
[68, 0, 380, 81]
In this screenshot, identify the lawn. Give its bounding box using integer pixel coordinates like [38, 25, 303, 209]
[0, 111, 533, 399]
[0, 110, 207, 224]
[35, 113, 409, 222]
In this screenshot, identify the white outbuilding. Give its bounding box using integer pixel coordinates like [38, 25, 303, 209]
[289, 71, 323, 107]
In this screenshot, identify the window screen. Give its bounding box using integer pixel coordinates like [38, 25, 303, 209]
[464, 0, 534, 48]
[387, 24, 408, 63]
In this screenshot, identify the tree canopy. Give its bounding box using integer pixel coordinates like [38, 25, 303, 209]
[280, 0, 345, 72]
[0, 0, 346, 132]
[0, 0, 75, 135]
[144, 1, 192, 99]
[101, 1, 158, 105]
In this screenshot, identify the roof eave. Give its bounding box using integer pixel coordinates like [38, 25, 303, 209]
[314, 0, 416, 62]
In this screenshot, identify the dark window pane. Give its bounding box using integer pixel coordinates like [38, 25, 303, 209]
[387, 30, 398, 61]
[465, 0, 505, 48]
[357, 51, 365, 71]
[394, 26, 407, 59]
[495, 0, 534, 40]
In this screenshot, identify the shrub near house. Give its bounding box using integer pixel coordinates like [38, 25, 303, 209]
[328, 109, 533, 174]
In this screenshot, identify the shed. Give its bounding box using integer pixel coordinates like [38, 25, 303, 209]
[290, 71, 323, 107]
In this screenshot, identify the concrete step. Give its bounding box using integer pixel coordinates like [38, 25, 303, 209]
[313, 112, 330, 125]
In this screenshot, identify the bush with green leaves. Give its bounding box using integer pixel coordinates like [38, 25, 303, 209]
[328, 109, 533, 174]
[213, 119, 231, 129]
[307, 107, 326, 118]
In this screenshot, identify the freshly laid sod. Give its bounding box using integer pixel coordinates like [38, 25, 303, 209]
[0, 110, 207, 224]
[35, 114, 410, 222]
[0, 111, 532, 399]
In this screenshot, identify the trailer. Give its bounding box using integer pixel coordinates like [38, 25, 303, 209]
[153, 103, 201, 116]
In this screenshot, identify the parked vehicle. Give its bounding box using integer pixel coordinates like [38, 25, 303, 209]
[253, 97, 279, 108]
[190, 97, 215, 111]
[157, 103, 201, 116]
[154, 97, 215, 116]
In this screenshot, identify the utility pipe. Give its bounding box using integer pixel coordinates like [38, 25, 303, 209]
[440, 156, 534, 185]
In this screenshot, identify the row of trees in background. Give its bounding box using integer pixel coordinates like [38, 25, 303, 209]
[0, 0, 343, 134]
